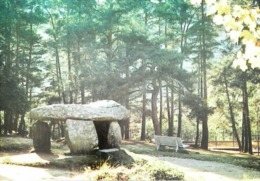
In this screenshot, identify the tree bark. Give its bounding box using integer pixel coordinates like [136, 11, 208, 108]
[177, 86, 182, 137]
[195, 118, 200, 147]
[152, 79, 161, 136]
[200, 0, 208, 150]
[167, 86, 174, 136]
[18, 113, 26, 136]
[46, 9, 66, 104]
[141, 89, 147, 140]
[124, 46, 131, 140]
[242, 80, 252, 154]
[67, 30, 73, 104]
[159, 80, 163, 133]
[223, 69, 241, 150]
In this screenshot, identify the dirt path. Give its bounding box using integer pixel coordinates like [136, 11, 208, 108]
[0, 164, 87, 181]
[0, 154, 260, 181]
[1, 138, 260, 181]
[158, 157, 260, 181]
[1, 157, 259, 181]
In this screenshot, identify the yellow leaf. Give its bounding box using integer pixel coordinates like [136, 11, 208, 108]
[240, 30, 257, 43]
[217, 4, 230, 15]
[243, 15, 255, 28]
[232, 5, 248, 20]
[224, 15, 243, 31]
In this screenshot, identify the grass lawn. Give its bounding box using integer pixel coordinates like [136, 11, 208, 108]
[1, 136, 259, 180]
[121, 140, 260, 171]
[0, 136, 184, 180]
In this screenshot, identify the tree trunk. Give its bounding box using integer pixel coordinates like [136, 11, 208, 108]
[67, 30, 73, 104]
[141, 59, 147, 140]
[25, 22, 33, 103]
[177, 86, 182, 137]
[13, 113, 19, 133]
[223, 69, 241, 150]
[166, 86, 173, 136]
[242, 105, 247, 152]
[0, 112, 2, 134]
[47, 9, 66, 104]
[159, 80, 163, 133]
[201, 116, 208, 149]
[171, 89, 174, 135]
[152, 79, 161, 136]
[124, 46, 131, 140]
[80, 83, 85, 104]
[242, 80, 252, 154]
[200, 0, 208, 150]
[4, 110, 13, 135]
[18, 113, 26, 136]
[141, 91, 147, 140]
[195, 118, 200, 147]
[4, 111, 8, 135]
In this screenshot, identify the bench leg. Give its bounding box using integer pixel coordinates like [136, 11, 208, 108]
[156, 144, 160, 150]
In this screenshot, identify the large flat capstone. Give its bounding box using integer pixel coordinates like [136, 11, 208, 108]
[30, 100, 129, 121]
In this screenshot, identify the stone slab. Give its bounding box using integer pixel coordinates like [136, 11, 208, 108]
[30, 100, 129, 122]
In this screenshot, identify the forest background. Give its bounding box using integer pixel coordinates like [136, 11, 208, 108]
[0, 0, 260, 154]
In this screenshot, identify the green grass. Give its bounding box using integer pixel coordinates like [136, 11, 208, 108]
[121, 142, 260, 171]
[88, 158, 184, 181]
[3, 136, 258, 180]
[0, 137, 185, 180]
[0, 136, 33, 152]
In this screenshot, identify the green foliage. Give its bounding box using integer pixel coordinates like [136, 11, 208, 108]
[182, 93, 214, 120]
[0, 0, 49, 134]
[0, 0, 258, 153]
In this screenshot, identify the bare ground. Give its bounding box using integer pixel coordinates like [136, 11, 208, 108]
[158, 157, 260, 181]
[0, 137, 260, 181]
[1, 155, 259, 180]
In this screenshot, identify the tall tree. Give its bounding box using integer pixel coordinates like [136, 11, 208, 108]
[45, 6, 66, 103]
[211, 59, 242, 150]
[200, 0, 209, 150]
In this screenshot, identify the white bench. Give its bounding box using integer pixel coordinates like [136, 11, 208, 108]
[99, 148, 119, 159]
[154, 135, 189, 152]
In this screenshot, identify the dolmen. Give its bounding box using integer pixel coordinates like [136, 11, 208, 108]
[30, 100, 130, 154]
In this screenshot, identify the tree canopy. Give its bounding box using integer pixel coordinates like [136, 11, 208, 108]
[0, 0, 259, 154]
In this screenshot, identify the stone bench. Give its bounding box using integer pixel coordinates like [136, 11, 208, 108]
[154, 135, 189, 152]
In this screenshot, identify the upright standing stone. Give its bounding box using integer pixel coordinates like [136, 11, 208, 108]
[107, 121, 122, 148]
[32, 121, 51, 152]
[29, 100, 130, 153]
[65, 119, 98, 154]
